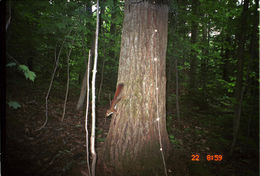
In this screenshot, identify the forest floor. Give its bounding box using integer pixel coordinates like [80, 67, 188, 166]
[5, 83, 258, 176]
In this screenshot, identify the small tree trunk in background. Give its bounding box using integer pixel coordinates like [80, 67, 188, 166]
[99, 1, 170, 175]
[175, 58, 180, 122]
[76, 1, 95, 110]
[222, 36, 231, 82]
[189, 0, 198, 97]
[76, 70, 88, 110]
[230, 0, 249, 154]
[61, 42, 74, 122]
[76, 39, 95, 110]
[109, 0, 117, 59]
[36, 29, 71, 131]
[246, 3, 258, 138]
[98, 59, 105, 102]
[98, 46, 106, 102]
[78, 73, 81, 85]
[199, 17, 209, 107]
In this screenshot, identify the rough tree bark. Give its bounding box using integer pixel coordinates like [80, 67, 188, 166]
[99, 1, 170, 176]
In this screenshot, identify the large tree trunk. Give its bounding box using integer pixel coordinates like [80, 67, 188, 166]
[99, 1, 170, 175]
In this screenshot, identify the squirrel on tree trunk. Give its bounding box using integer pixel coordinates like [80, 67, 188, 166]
[106, 83, 124, 117]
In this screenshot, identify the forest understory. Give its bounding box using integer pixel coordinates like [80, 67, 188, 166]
[5, 82, 258, 176]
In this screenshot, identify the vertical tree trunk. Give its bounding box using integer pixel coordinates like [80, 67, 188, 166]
[199, 17, 209, 107]
[76, 69, 88, 110]
[175, 58, 180, 122]
[222, 36, 231, 82]
[76, 2, 94, 110]
[76, 38, 95, 110]
[230, 0, 249, 154]
[61, 42, 73, 122]
[189, 0, 198, 95]
[98, 59, 105, 102]
[109, 0, 117, 59]
[99, 1, 170, 176]
[246, 2, 258, 138]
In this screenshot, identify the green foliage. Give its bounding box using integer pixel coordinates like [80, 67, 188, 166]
[6, 0, 124, 99]
[96, 128, 103, 135]
[6, 62, 16, 67]
[18, 65, 36, 82]
[97, 137, 106, 142]
[8, 101, 21, 109]
[169, 134, 178, 145]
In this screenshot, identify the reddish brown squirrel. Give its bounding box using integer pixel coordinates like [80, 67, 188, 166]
[106, 83, 124, 117]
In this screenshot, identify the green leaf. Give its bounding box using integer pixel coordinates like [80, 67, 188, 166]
[169, 134, 175, 140]
[97, 138, 105, 142]
[169, 134, 179, 144]
[19, 64, 29, 72]
[8, 101, 21, 109]
[6, 62, 16, 67]
[26, 70, 36, 81]
[18, 64, 36, 81]
[96, 129, 103, 135]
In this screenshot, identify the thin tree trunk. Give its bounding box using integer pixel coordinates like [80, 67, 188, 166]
[189, 0, 198, 95]
[76, 38, 95, 110]
[76, 70, 88, 110]
[90, 0, 99, 175]
[76, 33, 88, 110]
[175, 58, 180, 122]
[109, 0, 117, 59]
[76, 2, 95, 110]
[36, 29, 72, 131]
[230, 0, 249, 155]
[200, 17, 209, 107]
[61, 40, 74, 122]
[98, 47, 106, 102]
[6, 0, 11, 31]
[84, 50, 92, 176]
